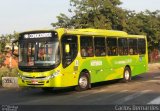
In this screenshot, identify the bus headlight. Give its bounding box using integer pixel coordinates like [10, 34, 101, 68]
[46, 71, 59, 80]
[17, 73, 22, 78]
[17, 73, 25, 79]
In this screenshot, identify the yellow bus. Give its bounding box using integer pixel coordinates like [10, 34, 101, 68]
[12, 28, 148, 91]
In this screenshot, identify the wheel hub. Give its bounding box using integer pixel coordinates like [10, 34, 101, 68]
[79, 76, 88, 88]
[125, 70, 130, 80]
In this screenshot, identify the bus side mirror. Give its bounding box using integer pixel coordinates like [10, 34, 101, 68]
[65, 44, 70, 53]
[12, 40, 19, 57]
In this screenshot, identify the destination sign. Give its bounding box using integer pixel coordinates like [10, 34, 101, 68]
[24, 33, 52, 39]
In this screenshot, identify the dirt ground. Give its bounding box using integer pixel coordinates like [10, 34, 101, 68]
[148, 63, 160, 72]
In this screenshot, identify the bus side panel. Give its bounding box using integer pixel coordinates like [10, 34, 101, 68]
[79, 57, 112, 83]
[79, 56, 125, 83]
[132, 38, 148, 76]
[104, 56, 124, 81]
[131, 54, 148, 76]
[106, 56, 137, 80]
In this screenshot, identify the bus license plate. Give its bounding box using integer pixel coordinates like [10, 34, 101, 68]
[31, 79, 38, 84]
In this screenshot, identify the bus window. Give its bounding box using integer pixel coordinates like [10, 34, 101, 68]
[61, 35, 78, 68]
[106, 38, 118, 56]
[28, 43, 35, 66]
[128, 39, 138, 55]
[94, 37, 106, 56]
[138, 38, 146, 54]
[38, 42, 46, 61]
[118, 38, 128, 55]
[80, 36, 94, 57]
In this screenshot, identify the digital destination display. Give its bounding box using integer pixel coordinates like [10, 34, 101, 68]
[24, 33, 52, 39]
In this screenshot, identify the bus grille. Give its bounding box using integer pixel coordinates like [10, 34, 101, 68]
[27, 84, 44, 85]
[26, 81, 45, 85]
[24, 76, 46, 79]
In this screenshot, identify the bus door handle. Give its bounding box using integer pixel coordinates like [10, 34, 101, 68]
[96, 69, 103, 73]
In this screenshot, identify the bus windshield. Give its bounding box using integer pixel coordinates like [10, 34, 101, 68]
[19, 39, 60, 67]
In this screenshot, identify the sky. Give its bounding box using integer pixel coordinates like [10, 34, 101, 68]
[0, 0, 160, 35]
[120, 0, 160, 12]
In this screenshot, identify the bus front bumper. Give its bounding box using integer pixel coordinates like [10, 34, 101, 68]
[17, 73, 62, 88]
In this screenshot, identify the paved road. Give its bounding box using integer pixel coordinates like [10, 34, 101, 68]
[0, 71, 160, 106]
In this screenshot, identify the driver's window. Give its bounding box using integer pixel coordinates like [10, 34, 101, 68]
[61, 35, 78, 68]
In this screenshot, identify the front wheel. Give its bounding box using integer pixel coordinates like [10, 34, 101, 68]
[76, 73, 90, 91]
[123, 67, 131, 82]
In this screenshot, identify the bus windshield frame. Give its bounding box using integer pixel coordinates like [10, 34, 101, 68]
[18, 31, 60, 72]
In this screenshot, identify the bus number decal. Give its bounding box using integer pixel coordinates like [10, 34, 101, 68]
[75, 60, 79, 66]
[139, 56, 143, 62]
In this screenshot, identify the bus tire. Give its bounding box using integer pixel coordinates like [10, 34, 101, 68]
[76, 72, 90, 91]
[123, 67, 131, 82]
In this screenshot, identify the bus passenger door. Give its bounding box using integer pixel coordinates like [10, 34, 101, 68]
[61, 34, 78, 86]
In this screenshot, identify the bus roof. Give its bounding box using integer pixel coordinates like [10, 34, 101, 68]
[56, 28, 146, 38]
[127, 34, 146, 39]
[57, 28, 128, 37]
[19, 28, 146, 39]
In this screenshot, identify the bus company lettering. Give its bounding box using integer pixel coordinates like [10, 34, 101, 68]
[91, 60, 102, 66]
[24, 33, 52, 39]
[115, 59, 132, 65]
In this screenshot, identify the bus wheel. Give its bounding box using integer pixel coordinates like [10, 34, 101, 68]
[76, 73, 90, 91]
[42, 87, 53, 92]
[123, 67, 131, 82]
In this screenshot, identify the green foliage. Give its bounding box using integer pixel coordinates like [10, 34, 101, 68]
[0, 35, 6, 53]
[51, 13, 72, 28]
[0, 67, 18, 77]
[51, 0, 160, 51]
[0, 31, 19, 67]
[0, 31, 19, 53]
[51, 0, 126, 30]
[125, 10, 160, 50]
[0, 56, 5, 66]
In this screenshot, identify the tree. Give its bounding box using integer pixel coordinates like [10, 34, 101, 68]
[0, 35, 6, 53]
[51, 0, 127, 30]
[0, 31, 19, 53]
[52, 0, 160, 51]
[51, 13, 73, 28]
[125, 10, 160, 50]
[0, 31, 19, 67]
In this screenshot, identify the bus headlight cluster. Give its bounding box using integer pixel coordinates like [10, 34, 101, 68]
[46, 71, 59, 80]
[17, 73, 25, 79]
